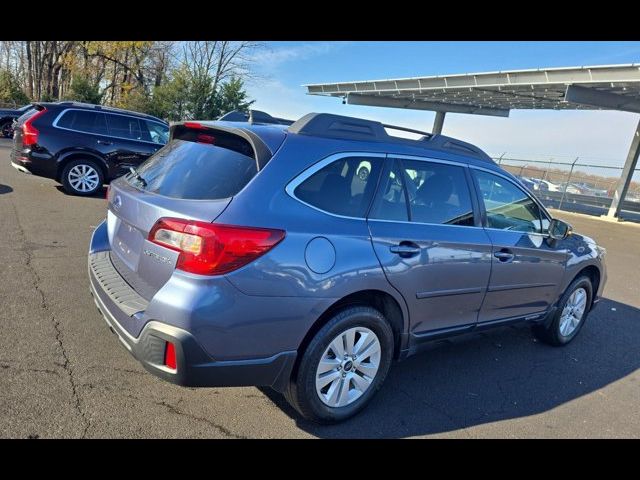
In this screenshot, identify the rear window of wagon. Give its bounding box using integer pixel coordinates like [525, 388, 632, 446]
[129, 139, 258, 200]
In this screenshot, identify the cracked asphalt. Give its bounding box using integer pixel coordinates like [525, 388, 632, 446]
[1, 137, 639, 438]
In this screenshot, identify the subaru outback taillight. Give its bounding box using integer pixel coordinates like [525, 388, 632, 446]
[148, 218, 285, 276]
[22, 108, 47, 146]
[164, 341, 177, 370]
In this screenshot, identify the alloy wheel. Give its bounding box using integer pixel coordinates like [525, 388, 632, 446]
[559, 287, 587, 337]
[68, 164, 100, 193]
[315, 326, 381, 408]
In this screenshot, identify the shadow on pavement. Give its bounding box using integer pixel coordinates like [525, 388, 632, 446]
[261, 298, 639, 438]
[0, 184, 13, 195]
[55, 185, 107, 199]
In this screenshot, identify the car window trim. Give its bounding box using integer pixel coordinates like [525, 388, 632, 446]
[395, 159, 414, 221]
[52, 108, 168, 145]
[368, 158, 411, 223]
[368, 154, 481, 228]
[469, 165, 552, 237]
[285, 151, 387, 221]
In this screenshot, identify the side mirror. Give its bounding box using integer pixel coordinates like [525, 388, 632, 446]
[549, 218, 572, 240]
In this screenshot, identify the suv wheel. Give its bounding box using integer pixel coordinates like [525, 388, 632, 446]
[1, 120, 13, 138]
[61, 159, 104, 196]
[285, 306, 394, 423]
[533, 275, 593, 346]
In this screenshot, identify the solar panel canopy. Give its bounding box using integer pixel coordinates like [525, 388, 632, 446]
[304, 64, 640, 117]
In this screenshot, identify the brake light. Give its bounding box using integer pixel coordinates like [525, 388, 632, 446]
[183, 122, 206, 129]
[148, 218, 285, 275]
[196, 133, 215, 144]
[164, 341, 177, 370]
[22, 108, 47, 146]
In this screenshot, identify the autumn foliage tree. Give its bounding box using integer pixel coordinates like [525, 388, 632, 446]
[0, 41, 261, 120]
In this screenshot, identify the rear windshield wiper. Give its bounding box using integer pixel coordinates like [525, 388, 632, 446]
[129, 167, 147, 187]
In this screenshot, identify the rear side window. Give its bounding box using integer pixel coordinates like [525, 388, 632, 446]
[143, 120, 169, 144]
[370, 158, 474, 226]
[293, 156, 383, 218]
[106, 114, 143, 140]
[131, 139, 258, 200]
[400, 159, 474, 226]
[56, 110, 108, 135]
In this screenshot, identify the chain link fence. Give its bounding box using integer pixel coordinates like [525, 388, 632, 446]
[492, 154, 640, 221]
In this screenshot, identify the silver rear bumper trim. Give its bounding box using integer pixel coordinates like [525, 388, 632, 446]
[11, 161, 31, 174]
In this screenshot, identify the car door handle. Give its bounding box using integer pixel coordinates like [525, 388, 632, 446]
[494, 249, 515, 262]
[97, 139, 113, 145]
[389, 243, 421, 257]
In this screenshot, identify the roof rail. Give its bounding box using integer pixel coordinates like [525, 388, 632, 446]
[218, 109, 293, 126]
[381, 123, 432, 139]
[51, 101, 166, 122]
[288, 113, 493, 163]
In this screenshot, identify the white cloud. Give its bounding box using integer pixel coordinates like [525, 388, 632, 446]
[250, 42, 348, 70]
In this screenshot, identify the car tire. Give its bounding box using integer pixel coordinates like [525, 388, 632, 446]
[61, 159, 105, 196]
[1, 120, 13, 138]
[533, 275, 593, 346]
[284, 306, 394, 424]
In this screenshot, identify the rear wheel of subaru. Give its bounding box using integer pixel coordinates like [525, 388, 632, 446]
[285, 306, 394, 424]
[61, 159, 104, 196]
[533, 275, 592, 346]
[1, 120, 12, 138]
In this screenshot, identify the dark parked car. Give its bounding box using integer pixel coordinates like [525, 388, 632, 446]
[10, 101, 169, 195]
[0, 104, 32, 138]
[88, 112, 607, 423]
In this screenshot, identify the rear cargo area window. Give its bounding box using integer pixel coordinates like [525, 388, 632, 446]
[57, 110, 108, 135]
[130, 139, 257, 200]
[294, 156, 382, 218]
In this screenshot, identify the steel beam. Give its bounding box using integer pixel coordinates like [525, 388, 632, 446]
[433, 111, 446, 134]
[346, 93, 510, 117]
[607, 117, 640, 218]
[565, 85, 640, 114]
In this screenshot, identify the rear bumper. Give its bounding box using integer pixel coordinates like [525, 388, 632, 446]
[88, 244, 296, 392]
[10, 148, 57, 179]
[11, 161, 31, 174]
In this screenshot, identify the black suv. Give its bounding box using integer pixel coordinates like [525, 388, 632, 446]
[10, 102, 169, 195]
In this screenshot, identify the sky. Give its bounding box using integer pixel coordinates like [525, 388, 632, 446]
[244, 41, 640, 171]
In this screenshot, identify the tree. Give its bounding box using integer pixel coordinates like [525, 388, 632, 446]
[64, 75, 102, 104]
[211, 77, 254, 118]
[0, 41, 263, 119]
[0, 69, 29, 105]
[180, 41, 261, 119]
[145, 65, 191, 120]
[22, 41, 77, 101]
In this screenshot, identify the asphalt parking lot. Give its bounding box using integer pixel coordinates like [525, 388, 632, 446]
[1, 137, 639, 438]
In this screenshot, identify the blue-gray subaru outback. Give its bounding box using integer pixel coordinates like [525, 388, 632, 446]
[88, 110, 607, 423]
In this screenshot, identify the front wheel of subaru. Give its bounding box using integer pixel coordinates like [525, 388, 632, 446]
[533, 275, 593, 346]
[285, 306, 394, 424]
